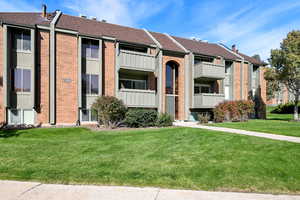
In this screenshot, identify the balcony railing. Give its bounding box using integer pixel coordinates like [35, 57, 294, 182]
[194, 62, 225, 79]
[193, 93, 225, 108]
[117, 89, 157, 108]
[119, 50, 156, 72]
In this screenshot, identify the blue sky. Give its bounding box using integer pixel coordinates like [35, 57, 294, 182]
[2, 0, 300, 61]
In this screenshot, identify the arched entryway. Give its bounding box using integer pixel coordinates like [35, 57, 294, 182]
[165, 61, 179, 119]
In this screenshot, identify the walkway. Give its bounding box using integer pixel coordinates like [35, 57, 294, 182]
[173, 121, 300, 144]
[1, 180, 299, 200]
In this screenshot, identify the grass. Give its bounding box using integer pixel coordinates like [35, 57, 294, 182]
[0, 127, 300, 194]
[210, 106, 300, 137]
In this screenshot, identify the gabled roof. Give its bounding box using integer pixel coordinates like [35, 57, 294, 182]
[56, 14, 156, 46]
[149, 31, 186, 53]
[0, 12, 55, 27]
[237, 52, 267, 66]
[172, 36, 241, 60]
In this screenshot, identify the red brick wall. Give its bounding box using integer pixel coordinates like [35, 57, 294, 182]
[36, 30, 50, 124]
[0, 26, 4, 123]
[233, 61, 241, 100]
[162, 54, 185, 120]
[148, 72, 156, 90]
[243, 63, 249, 100]
[56, 33, 78, 124]
[103, 41, 115, 96]
[260, 67, 267, 103]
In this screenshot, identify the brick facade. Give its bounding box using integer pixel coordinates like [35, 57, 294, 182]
[233, 61, 242, 100]
[36, 30, 50, 124]
[56, 33, 78, 124]
[103, 41, 115, 96]
[162, 54, 185, 120]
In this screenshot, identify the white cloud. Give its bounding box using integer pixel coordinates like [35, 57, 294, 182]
[64, 0, 176, 26]
[0, 0, 38, 12]
[199, 1, 300, 60]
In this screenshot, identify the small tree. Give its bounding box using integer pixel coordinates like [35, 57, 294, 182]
[267, 30, 300, 121]
[91, 96, 127, 128]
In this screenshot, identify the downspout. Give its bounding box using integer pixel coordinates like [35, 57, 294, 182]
[49, 11, 62, 125]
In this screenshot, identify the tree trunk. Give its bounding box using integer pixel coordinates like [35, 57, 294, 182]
[294, 94, 299, 121]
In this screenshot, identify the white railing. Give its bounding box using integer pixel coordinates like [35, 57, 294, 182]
[193, 93, 225, 108]
[117, 89, 157, 107]
[119, 50, 156, 71]
[194, 62, 225, 79]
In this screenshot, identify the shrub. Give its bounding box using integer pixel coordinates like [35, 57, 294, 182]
[91, 96, 127, 128]
[271, 102, 300, 114]
[198, 113, 210, 124]
[124, 109, 158, 128]
[213, 100, 254, 123]
[156, 113, 173, 127]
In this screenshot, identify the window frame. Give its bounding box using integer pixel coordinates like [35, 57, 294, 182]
[81, 109, 98, 122]
[13, 30, 31, 52]
[11, 67, 32, 93]
[82, 39, 99, 59]
[194, 84, 212, 94]
[82, 74, 99, 95]
[119, 78, 148, 90]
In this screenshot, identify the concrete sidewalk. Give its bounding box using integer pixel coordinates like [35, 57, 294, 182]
[173, 121, 300, 143]
[1, 180, 300, 200]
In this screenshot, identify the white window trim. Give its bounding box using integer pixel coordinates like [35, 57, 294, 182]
[80, 109, 97, 122]
[83, 40, 99, 59]
[119, 78, 148, 90]
[11, 67, 32, 94]
[83, 74, 99, 95]
[194, 83, 212, 94]
[13, 31, 31, 53]
[8, 109, 35, 125]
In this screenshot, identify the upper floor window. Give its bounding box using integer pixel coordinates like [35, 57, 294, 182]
[82, 74, 99, 95]
[119, 79, 147, 90]
[194, 57, 214, 64]
[13, 30, 31, 52]
[12, 68, 31, 92]
[120, 44, 147, 53]
[194, 84, 211, 94]
[82, 39, 99, 59]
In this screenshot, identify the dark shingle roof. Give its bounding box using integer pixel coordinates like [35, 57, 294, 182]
[237, 52, 267, 66]
[172, 36, 241, 60]
[0, 12, 55, 26]
[56, 14, 156, 46]
[150, 31, 185, 53]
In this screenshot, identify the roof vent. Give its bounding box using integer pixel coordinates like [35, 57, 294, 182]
[42, 4, 47, 18]
[232, 44, 237, 52]
[101, 19, 107, 23]
[80, 14, 87, 18]
[91, 17, 97, 20]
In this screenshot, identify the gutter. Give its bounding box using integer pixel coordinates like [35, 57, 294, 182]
[49, 10, 62, 125]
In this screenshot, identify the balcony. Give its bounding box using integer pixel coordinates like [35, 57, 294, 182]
[194, 62, 225, 79]
[117, 89, 157, 108]
[119, 50, 156, 72]
[193, 93, 225, 108]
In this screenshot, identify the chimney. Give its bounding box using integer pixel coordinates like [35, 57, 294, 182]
[42, 4, 47, 18]
[232, 44, 237, 52]
[91, 17, 97, 20]
[80, 14, 87, 18]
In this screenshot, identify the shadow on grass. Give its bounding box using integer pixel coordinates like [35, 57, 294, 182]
[0, 129, 21, 138]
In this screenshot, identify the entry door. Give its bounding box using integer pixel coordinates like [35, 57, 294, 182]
[166, 95, 177, 119]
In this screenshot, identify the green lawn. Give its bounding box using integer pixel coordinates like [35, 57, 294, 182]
[210, 106, 299, 137]
[0, 127, 300, 194]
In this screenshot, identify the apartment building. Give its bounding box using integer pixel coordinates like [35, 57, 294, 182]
[0, 7, 267, 125]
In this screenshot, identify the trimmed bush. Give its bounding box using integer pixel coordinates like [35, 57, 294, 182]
[156, 113, 173, 127]
[213, 100, 254, 123]
[124, 109, 158, 128]
[91, 96, 127, 128]
[271, 102, 300, 114]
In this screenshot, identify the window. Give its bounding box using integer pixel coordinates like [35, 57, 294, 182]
[165, 62, 178, 94]
[8, 109, 34, 124]
[13, 30, 31, 51]
[119, 79, 147, 90]
[194, 84, 211, 94]
[81, 109, 97, 122]
[194, 57, 214, 64]
[119, 44, 147, 53]
[10, 109, 21, 124]
[12, 68, 31, 92]
[82, 39, 99, 59]
[82, 74, 99, 94]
